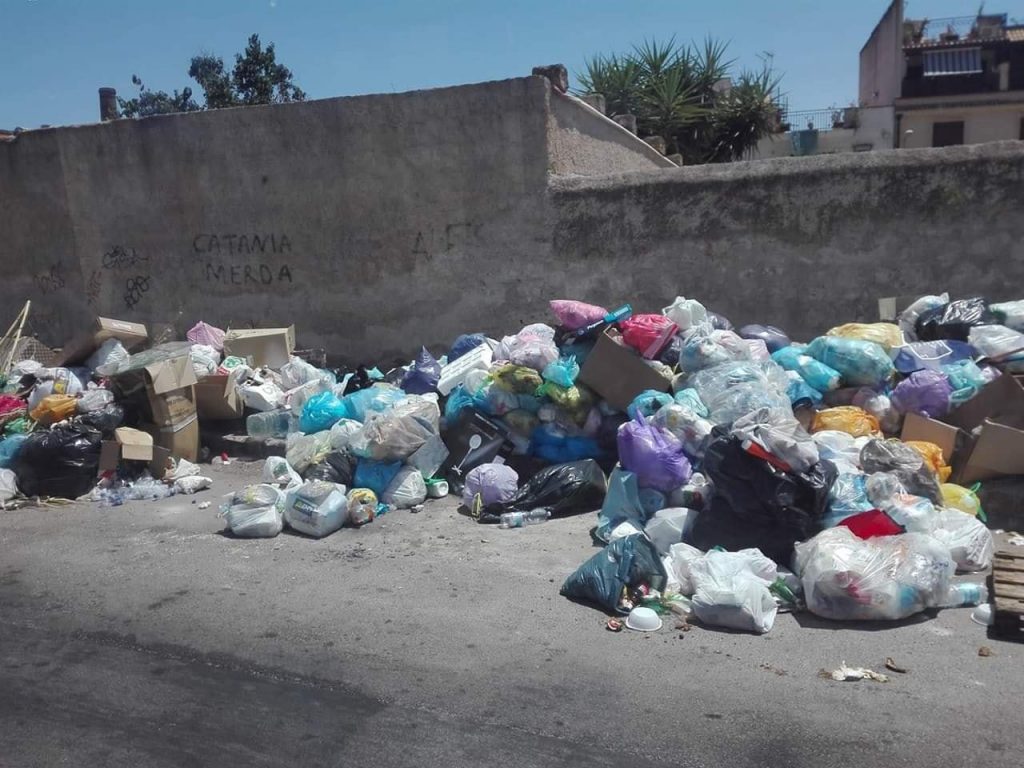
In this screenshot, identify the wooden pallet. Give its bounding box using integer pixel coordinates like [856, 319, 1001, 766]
[992, 548, 1024, 641]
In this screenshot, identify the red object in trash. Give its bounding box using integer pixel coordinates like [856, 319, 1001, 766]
[619, 315, 678, 359]
[0, 394, 26, 416]
[839, 509, 904, 539]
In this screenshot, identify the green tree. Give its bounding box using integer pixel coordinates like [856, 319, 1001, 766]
[577, 38, 782, 164]
[118, 34, 306, 118]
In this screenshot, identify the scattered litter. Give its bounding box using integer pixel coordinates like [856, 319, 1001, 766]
[821, 663, 890, 683]
[884, 657, 908, 674]
[978, 646, 994, 657]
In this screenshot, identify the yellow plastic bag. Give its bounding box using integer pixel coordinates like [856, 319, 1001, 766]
[489, 364, 543, 395]
[29, 394, 78, 425]
[826, 323, 904, 351]
[810, 406, 880, 438]
[904, 440, 952, 482]
[940, 483, 983, 517]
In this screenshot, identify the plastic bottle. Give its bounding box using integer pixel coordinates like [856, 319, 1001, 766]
[939, 582, 988, 608]
[559, 304, 633, 345]
[499, 509, 551, 528]
[247, 409, 291, 439]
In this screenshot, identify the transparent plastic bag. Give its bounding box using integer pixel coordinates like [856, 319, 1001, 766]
[822, 472, 874, 528]
[860, 438, 942, 504]
[689, 549, 779, 634]
[794, 527, 954, 621]
[329, 418, 363, 450]
[348, 397, 439, 461]
[942, 360, 988, 406]
[968, 324, 1024, 360]
[811, 430, 862, 471]
[771, 345, 841, 392]
[689, 361, 792, 426]
[731, 406, 820, 473]
[851, 388, 900, 435]
[284, 480, 348, 538]
[189, 344, 220, 378]
[989, 300, 1024, 332]
[898, 293, 948, 342]
[261, 456, 302, 489]
[220, 484, 284, 538]
[932, 509, 993, 571]
[280, 357, 328, 390]
[650, 402, 713, 460]
[87, 338, 130, 373]
[77, 388, 115, 413]
[346, 488, 377, 526]
[286, 431, 331, 474]
[805, 336, 894, 388]
[340, 385, 405, 423]
[673, 388, 709, 417]
[627, 389, 674, 421]
[380, 466, 426, 509]
[662, 296, 709, 332]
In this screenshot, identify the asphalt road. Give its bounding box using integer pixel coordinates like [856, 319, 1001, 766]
[1, 461, 1020, 767]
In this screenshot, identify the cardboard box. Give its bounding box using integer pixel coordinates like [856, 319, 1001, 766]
[578, 328, 671, 412]
[944, 373, 1024, 432]
[98, 427, 172, 477]
[59, 317, 148, 366]
[144, 412, 200, 463]
[148, 385, 197, 427]
[109, 345, 197, 398]
[195, 371, 244, 420]
[223, 326, 295, 369]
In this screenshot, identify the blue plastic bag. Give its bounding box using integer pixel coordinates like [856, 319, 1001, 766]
[942, 359, 989, 405]
[739, 324, 791, 353]
[596, 466, 646, 540]
[353, 459, 403, 497]
[805, 336, 895, 388]
[444, 384, 475, 422]
[529, 425, 603, 464]
[299, 391, 348, 434]
[772, 345, 841, 392]
[541, 354, 580, 389]
[401, 347, 441, 395]
[673, 388, 709, 417]
[822, 472, 875, 528]
[0, 434, 28, 468]
[638, 488, 667, 518]
[785, 371, 823, 408]
[449, 333, 487, 362]
[341, 385, 405, 423]
[626, 389, 674, 421]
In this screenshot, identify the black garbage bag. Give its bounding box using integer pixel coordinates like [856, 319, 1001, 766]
[658, 335, 683, 366]
[77, 404, 125, 436]
[915, 297, 994, 342]
[14, 423, 102, 499]
[302, 449, 357, 487]
[859, 438, 942, 505]
[560, 534, 667, 614]
[690, 429, 837, 565]
[477, 459, 607, 524]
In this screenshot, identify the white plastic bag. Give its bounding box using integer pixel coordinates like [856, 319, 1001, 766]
[0, 468, 18, 502]
[174, 476, 213, 494]
[811, 430, 862, 471]
[689, 549, 778, 634]
[77, 388, 115, 414]
[241, 380, 285, 412]
[220, 484, 284, 538]
[280, 357, 326, 389]
[261, 456, 302, 490]
[189, 344, 221, 378]
[794, 527, 955, 621]
[283, 481, 348, 538]
[990, 300, 1024, 332]
[285, 431, 331, 474]
[932, 509, 994, 571]
[329, 419, 362, 450]
[382, 466, 427, 509]
[28, 368, 84, 411]
[662, 296, 709, 332]
[644, 508, 698, 555]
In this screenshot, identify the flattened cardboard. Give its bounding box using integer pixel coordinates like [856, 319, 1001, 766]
[901, 412, 960, 464]
[578, 328, 671, 412]
[223, 326, 295, 369]
[957, 419, 1024, 484]
[944, 373, 1024, 432]
[195, 371, 244, 420]
[60, 317, 148, 366]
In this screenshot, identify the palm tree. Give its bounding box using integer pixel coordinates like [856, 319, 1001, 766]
[575, 38, 782, 164]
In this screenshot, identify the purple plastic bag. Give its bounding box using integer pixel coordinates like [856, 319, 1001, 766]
[462, 463, 520, 507]
[401, 347, 441, 395]
[890, 369, 953, 418]
[616, 414, 693, 493]
[549, 300, 608, 331]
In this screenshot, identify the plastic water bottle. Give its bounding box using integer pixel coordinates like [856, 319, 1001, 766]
[499, 509, 550, 528]
[939, 582, 988, 608]
[247, 409, 291, 438]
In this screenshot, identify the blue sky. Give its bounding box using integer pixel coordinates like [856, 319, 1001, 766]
[1, 0, 1010, 128]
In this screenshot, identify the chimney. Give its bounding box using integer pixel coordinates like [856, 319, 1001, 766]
[99, 87, 118, 121]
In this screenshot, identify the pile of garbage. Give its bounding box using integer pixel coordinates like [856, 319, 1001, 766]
[1, 293, 1020, 635]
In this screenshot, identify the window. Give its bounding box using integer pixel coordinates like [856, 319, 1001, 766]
[933, 121, 965, 147]
[1019, 117, 1024, 140]
[924, 48, 982, 76]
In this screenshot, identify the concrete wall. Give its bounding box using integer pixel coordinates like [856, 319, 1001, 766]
[901, 102, 1024, 148]
[547, 90, 675, 175]
[0, 76, 663, 363]
[860, 0, 904, 107]
[4, 76, 1024, 363]
[549, 142, 1024, 340]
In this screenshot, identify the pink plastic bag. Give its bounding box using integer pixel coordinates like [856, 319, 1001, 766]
[549, 300, 608, 331]
[187, 321, 226, 351]
[619, 315, 678, 359]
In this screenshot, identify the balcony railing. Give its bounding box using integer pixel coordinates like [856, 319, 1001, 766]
[904, 14, 1007, 47]
[901, 70, 1001, 98]
[780, 108, 845, 132]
